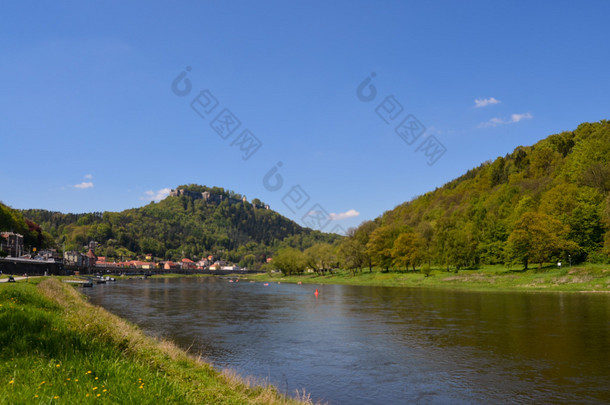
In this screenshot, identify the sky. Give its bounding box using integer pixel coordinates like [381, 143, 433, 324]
[1, 0, 609, 233]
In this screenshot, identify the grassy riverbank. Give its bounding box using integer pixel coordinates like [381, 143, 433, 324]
[0, 278, 313, 404]
[249, 264, 610, 292]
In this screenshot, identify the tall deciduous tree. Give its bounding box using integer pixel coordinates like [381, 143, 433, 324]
[366, 226, 399, 271]
[391, 232, 423, 271]
[305, 243, 337, 275]
[446, 224, 479, 271]
[353, 221, 377, 271]
[272, 247, 306, 275]
[506, 212, 578, 270]
[337, 237, 366, 275]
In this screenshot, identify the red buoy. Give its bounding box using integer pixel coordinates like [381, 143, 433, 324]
[314, 289, 319, 296]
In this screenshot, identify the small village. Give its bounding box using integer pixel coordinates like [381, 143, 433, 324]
[1, 231, 249, 274]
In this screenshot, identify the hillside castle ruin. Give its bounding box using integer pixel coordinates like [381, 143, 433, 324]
[169, 188, 269, 209]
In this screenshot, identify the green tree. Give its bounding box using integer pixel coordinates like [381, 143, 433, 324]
[489, 157, 508, 187]
[602, 195, 610, 256]
[239, 254, 257, 269]
[352, 221, 376, 271]
[337, 236, 366, 275]
[416, 221, 434, 267]
[272, 247, 307, 275]
[506, 212, 578, 270]
[366, 225, 398, 271]
[446, 225, 478, 271]
[304, 243, 337, 275]
[540, 184, 604, 259]
[391, 232, 423, 271]
[432, 217, 453, 271]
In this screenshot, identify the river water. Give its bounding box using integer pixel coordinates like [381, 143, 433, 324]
[84, 277, 610, 404]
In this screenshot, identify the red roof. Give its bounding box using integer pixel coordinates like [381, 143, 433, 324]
[181, 258, 194, 263]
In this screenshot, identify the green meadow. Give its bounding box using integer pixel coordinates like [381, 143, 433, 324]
[250, 263, 610, 292]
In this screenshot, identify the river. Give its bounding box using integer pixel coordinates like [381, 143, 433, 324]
[84, 277, 610, 404]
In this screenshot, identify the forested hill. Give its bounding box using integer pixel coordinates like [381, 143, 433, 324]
[22, 184, 339, 267]
[343, 120, 610, 271]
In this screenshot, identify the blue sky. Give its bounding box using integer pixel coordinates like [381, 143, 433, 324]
[1, 1, 609, 233]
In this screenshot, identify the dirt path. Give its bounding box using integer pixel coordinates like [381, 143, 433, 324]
[0, 276, 37, 283]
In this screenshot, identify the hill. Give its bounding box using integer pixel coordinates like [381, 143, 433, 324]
[339, 120, 610, 271]
[22, 185, 339, 268]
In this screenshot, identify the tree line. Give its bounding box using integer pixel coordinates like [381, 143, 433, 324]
[271, 121, 610, 275]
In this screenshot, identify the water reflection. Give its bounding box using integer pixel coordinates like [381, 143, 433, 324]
[85, 279, 610, 404]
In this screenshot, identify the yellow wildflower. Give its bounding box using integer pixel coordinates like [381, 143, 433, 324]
[93, 386, 98, 390]
[9, 380, 14, 384]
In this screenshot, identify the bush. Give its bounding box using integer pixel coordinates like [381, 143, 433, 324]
[587, 251, 610, 264]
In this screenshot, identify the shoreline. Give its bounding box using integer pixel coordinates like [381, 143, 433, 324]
[244, 264, 610, 293]
[0, 278, 313, 404]
[74, 264, 610, 294]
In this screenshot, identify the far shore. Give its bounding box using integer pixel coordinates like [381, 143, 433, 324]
[18, 263, 608, 293]
[241, 264, 610, 293]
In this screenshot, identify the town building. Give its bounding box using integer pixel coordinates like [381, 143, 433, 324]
[181, 258, 196, 270]
[0, 232, 24, 257]
[64, 250, 95, 269]
[36, 249, 61, 261]
[163, 261, 178, 270]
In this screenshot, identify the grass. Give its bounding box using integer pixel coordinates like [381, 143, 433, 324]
[0, 278, 316, 404]
[249, 263, 610, 292]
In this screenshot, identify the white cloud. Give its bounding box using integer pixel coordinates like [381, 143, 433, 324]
[510, 112, 533, 122]
[478, 112, 533, 128]
[474, 97, 501, 108]
[141, 187, 171, 202]
[74, 182, 94, 189]
[84, 174, 93, 179]
[329, 209, 360, 221]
